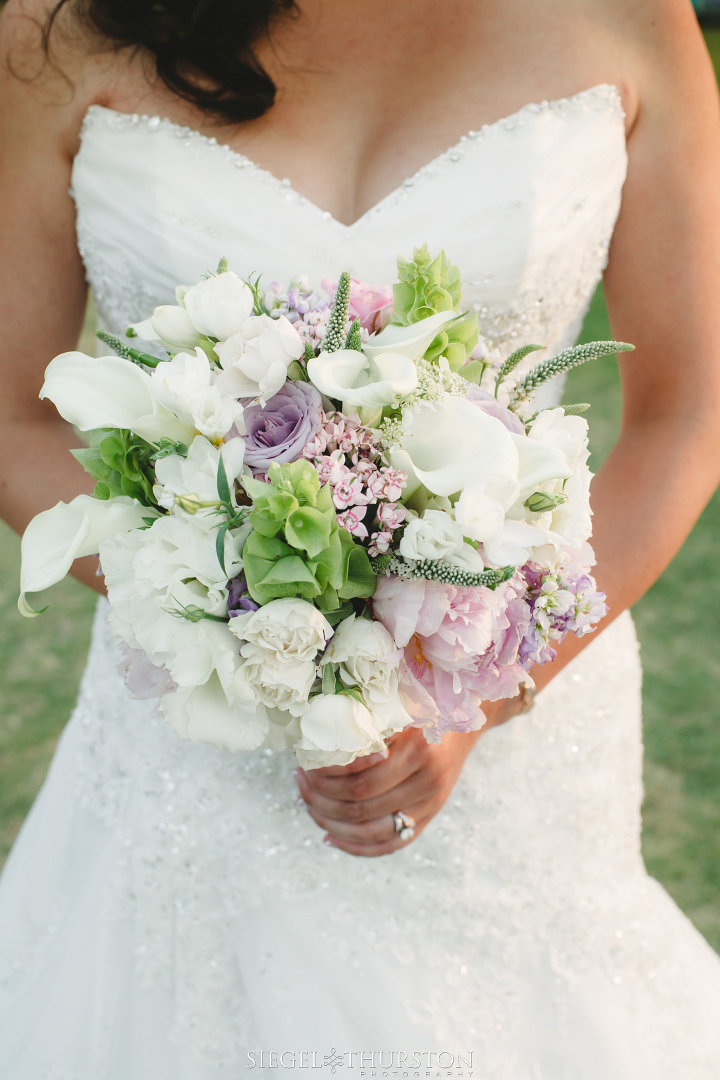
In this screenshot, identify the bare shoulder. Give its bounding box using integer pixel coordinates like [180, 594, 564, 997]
[0, 0, 124, 159]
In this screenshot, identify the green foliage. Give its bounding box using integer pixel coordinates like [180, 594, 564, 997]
[321, 271, 351, 352]
[96, 330, 163, 368]
[71, 429, 158, 507]
[392, 244, 462, 325]
[424, 310, 480, 370]
[511, 340, 634, 406]
[241, 460, 375, 610]
[494, 343, 545, 395]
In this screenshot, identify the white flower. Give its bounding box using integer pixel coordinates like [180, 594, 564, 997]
[524, 408, 593, 548]
[454, 478, 549, 567]
[40, 352, 193, 444]
[229, 597, 333, 662]
[236, 647, 316, 716]
[151, 349, 245, 441]
[295, 692, 387, 769]
[215, 314, 304, 402]
[320, 615, 402, 704]
[363, 310, 458, 361]
[160, 670, 270, 754]
[100, 512, 243, 692]
[389, 394, 572, 501]
[19, 494, 148, 616]
[307, 349, 418, 408]
[399, 509, 485, 569]
[149, 305, 202, 350]
[183, 271, 254, 341]
[153, 435, 246, 512]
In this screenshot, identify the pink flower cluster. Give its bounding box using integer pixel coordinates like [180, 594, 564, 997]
[373, 574, 531, 740]
[303, 411, 407, 551]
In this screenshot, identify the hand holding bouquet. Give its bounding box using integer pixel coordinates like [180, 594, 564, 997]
[20, 246, 630, 766]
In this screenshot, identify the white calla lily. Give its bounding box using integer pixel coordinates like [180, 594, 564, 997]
[389, 394, 572, 500]
[363, 309, 457, 361]
[40, 352, 195, 444]
[308, 348, 418, 408]
[19, 494, 148, 615]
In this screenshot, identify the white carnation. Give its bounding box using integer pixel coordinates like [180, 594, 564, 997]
[295, 692, 387, 770]
[237, 647, 316, 716]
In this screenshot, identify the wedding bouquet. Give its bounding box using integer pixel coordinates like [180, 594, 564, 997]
[19, 246, 629, 767]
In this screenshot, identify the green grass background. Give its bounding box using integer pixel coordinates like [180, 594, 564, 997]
[2, 30, 720, 950]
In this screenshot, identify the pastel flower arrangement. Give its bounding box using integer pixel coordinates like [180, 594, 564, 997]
[18, 245, 631, 767]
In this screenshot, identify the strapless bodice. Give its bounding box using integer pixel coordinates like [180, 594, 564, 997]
[71, 84, 627, 368]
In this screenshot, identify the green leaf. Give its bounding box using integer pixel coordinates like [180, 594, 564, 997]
[215, 521, 230, 576]
[460, 360, 486, 385]
[323, 600, 354, 625]
[337, 530, 377, 600]
[284, 506, 332, 558]
[99, 434, 128, 472]
[94, 481, 111, 500]
[216, 453, 231, 506]
[70, 447, 112, 483]
[321, 663, 337, 694]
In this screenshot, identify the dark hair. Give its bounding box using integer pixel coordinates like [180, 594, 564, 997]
[44, 0, 299, 123]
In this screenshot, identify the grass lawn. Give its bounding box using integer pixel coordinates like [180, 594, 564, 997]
[1, 30, 720, 951]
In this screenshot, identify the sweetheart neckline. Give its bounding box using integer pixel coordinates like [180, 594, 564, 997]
[82, 83, 624, 231]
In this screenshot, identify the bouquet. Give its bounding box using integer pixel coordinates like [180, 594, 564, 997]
[19, 246, 630, 768]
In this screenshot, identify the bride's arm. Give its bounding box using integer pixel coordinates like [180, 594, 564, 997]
[298, 0, 720, 855]
[0, 2, 104, 592]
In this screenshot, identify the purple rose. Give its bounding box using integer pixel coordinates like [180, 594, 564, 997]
[243, 381, 323, 470]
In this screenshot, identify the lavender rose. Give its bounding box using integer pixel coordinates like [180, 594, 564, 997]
[243, 381, 323, 470]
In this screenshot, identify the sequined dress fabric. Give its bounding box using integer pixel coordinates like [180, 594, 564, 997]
[2, 85, 720, 1079]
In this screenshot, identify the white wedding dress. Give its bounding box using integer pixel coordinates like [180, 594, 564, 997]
[2, 84, 720, 1080]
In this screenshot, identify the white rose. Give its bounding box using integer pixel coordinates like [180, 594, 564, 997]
[183, 271, 255, 341]
[320, 615, 402, 703]
[307, 348, 418, 408]
[151, 349, 245, 440]
[399, 509, 485, 569]
[295, 692, 387, 770]
[100, 512, 243, 692]
[215, 313, 303, 402]
[237, 646, 316, 716]
[229, 597, 333, 662]
[153, 435, 246, 512]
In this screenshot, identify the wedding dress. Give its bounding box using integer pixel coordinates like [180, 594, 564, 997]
[2, 83, 720, 1080]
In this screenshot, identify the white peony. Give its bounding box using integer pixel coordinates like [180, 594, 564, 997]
[320, 615, 402, 704]
[307, 348, 418, 408]
[295, 692, 387, 769]
[228, 597, 333, 663]
[100, 512, 243, 692]
[160, 670, 269, 753]
[151, 349, 246, 442]
[399, 509, 486, 569]
[19, 494, 148, 615]
[215, 313, 303, 402]
[153, 435, 246, 512]
[236, 647, 316, 716]
[182, 271, 255, 341]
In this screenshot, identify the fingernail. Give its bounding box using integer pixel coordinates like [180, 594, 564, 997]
[323, 836, 337, 847]
[296, 795, 307, 809]
[368, 749, 389, 763]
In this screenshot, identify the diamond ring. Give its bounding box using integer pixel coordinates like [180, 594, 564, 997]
[393, 811, 416, 841]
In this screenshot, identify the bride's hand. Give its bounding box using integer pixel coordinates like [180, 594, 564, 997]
[294, 697, 520, 857]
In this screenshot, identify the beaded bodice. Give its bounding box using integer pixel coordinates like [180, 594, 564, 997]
[71, 85, 627, 364]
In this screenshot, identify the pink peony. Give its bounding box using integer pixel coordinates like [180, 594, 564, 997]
[372, 574, 532, 738]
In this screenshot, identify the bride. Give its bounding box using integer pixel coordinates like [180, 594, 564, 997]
[2, 0, 720, 1075]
